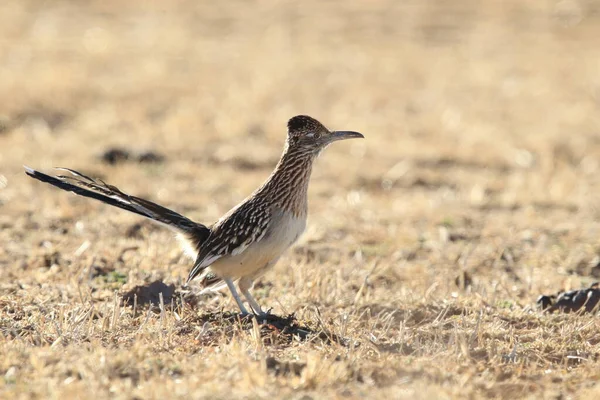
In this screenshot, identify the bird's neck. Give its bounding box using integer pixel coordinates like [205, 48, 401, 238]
[257, 143, 316, 217]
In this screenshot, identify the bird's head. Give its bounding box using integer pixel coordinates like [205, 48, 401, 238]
[286, 115, 363, 153]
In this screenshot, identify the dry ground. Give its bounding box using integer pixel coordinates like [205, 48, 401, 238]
[2, 0, 600, 398]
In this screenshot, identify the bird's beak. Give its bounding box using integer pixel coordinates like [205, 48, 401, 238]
[329, 130, 364, 142]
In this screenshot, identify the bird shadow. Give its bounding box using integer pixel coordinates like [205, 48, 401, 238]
[120, 280, 351, 348]
[176, 311, 351, 348]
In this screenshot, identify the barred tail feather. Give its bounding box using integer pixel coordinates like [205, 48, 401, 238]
[24, 166, 210, 244]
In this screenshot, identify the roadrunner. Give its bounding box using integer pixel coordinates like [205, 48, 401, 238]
[25, 115, 363, 316]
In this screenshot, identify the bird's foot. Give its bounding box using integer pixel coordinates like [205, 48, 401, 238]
[254, 311, 269, 321]
[237, 309, 275, 323]
[238, 311, 253, 319]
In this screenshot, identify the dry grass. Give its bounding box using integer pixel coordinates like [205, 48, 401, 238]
[2, 0, 600, 398]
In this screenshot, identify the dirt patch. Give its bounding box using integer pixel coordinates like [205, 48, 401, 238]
[100, 148, 166, 165]
[122, 281, 176, 307]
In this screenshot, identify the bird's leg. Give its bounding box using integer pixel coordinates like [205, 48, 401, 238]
[224, 278, 250, 315]
[238, 277, 265, 317]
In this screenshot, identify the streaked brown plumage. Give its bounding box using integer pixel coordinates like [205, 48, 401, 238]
[25, 115, 363, 316]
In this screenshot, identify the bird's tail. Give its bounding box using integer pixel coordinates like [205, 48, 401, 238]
[24, 166, 211, 250]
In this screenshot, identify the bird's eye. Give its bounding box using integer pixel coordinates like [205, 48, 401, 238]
[313, 132, 321, 139]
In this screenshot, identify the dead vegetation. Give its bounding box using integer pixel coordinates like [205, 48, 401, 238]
[2, 0, 600, 398]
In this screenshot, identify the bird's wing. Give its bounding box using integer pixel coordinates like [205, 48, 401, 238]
[186, 199, 271, 283]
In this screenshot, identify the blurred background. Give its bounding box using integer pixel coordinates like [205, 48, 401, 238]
[2, 0, 600, 294]
[3, 2, 600, 397]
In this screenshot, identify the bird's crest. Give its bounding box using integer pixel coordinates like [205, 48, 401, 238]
[287, 115, 327, 135]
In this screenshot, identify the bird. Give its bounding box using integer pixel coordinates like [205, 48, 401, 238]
[24, 115, 364, 317]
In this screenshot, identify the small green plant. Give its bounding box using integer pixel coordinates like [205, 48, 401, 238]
[496, 300, 514, 309]
[105, 271, 128, 284]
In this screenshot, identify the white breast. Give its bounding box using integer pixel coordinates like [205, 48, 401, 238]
[209, 208, 306, 279]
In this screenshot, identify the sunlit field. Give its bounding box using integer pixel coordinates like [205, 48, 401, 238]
[2, 1, 600, 398]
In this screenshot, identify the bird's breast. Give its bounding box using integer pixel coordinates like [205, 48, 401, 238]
[210, 208, 306, 279]
[261, 208, 306, 252]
